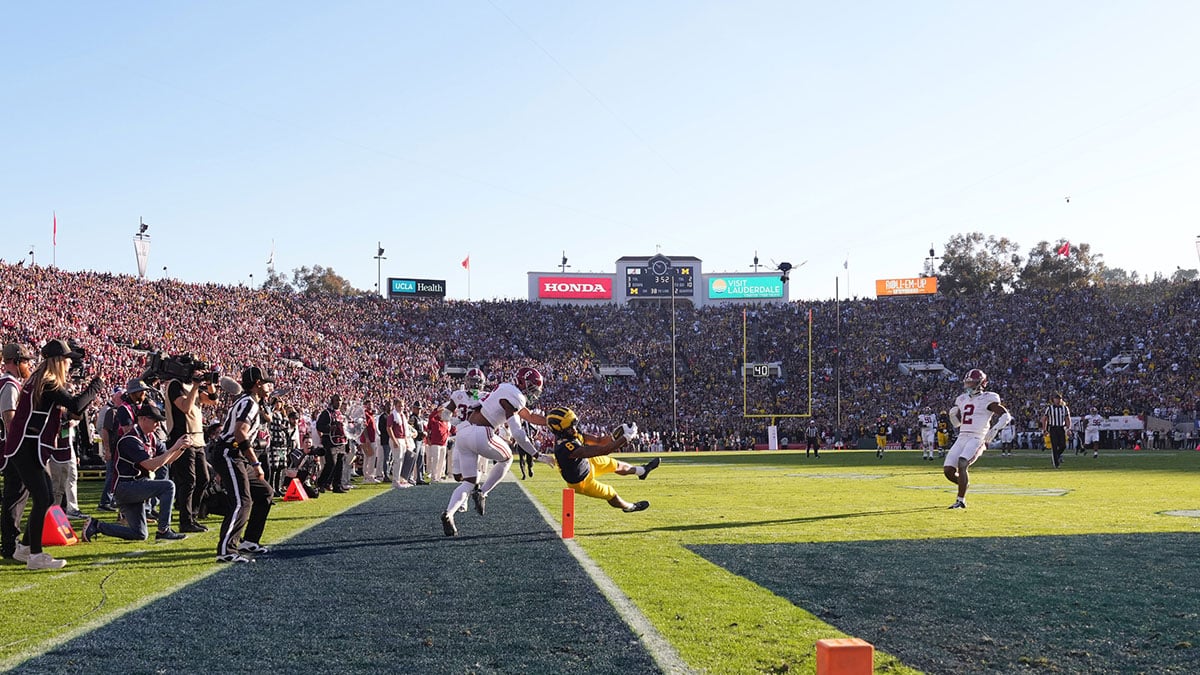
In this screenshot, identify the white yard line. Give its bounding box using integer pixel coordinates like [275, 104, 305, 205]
[513, 476, 695, 675]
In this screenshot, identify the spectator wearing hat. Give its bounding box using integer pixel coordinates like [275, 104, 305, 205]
[1, 343, 34, 560]
[212, 366, 276, 563]
[95, 385, 126, 512]
[0, 339, 103, 570]
[81, 404, 191, 543]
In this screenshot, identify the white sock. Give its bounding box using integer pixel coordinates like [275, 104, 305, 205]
[446, 482, 473, 514]
[633, 466, 646, 477]
[478, 458, 513, 495]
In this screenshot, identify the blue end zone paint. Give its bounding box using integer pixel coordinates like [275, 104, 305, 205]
[13, 483, 661, 674]
[692, 533, 1200, 674]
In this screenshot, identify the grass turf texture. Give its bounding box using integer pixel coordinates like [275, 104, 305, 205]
[5, 481, 659, 674]
[519, 448, 1200, 674]
[4, 448, 1200, 673]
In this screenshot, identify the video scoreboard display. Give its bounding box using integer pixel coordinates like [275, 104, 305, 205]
[625, 254, 695, 297]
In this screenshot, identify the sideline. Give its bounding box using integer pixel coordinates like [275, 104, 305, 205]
[0, 489, 388, 672]
[513, 476, 695, 675]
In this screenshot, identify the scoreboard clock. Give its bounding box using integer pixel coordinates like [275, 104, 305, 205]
[625, 254, 695, 297]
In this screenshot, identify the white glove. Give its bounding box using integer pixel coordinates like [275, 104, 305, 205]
[612, 423, 639, 441]
[535, 452, 556, 467]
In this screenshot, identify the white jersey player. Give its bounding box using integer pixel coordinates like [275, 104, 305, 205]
[918, 408, 939, 460]
[440, 367, 550, 536]
[944, 368, 1012, 510]
[1083, 409, 1104, 457]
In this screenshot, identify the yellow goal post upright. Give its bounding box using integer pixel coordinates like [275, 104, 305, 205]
[742, 307, 813, 445]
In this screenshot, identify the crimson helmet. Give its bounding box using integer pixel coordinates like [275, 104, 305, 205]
[464, 368, 485, 390]
[515, 367, 544, 401]
[963, 368, 988, 394]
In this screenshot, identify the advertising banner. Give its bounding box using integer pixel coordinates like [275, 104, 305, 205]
[538, 276, 613, 300]
[708, 276, 784, 299]
[388, 277, 446, 299]
[876, 277, 938, 296]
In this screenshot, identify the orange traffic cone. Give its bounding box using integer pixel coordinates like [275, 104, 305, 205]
[42, 505, 79, 546]
[1133, 443, 1141, 451]
[282, 478, 309, 501]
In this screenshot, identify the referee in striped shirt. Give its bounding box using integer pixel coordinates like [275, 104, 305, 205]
[1041, 392, 1072, 468]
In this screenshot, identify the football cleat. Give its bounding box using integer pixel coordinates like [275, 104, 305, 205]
[639, 457, 660, 480]
[948, 500, 967, 510]
[471, 486, 486, 515]
[441, 512, 458, 537]
[622, 501, 650, 513]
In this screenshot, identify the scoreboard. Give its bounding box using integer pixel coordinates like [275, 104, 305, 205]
[625, 254, 695, 297]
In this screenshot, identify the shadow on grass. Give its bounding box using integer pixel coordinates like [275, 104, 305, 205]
[586, 506, 944, 538]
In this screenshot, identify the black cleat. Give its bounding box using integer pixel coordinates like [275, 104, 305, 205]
[948, 500, 966, 510]
[622, 500, 650, 513]
[639, 457, 660, 480]
[441, 512, 458, 536]
[471, 487, 486, 515]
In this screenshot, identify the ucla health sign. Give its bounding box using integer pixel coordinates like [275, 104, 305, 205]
[388, 277, 446, 299]
[708, 276, 784, 299]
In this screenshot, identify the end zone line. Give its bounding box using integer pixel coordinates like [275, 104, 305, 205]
[512, 477, 694, 675]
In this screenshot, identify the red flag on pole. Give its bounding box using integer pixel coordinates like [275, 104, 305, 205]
[461, 255, 470, 270]
[1056, 242, 1070, 257]
[53, 212, 57, 246]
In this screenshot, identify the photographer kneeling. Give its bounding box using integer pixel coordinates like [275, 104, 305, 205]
[82, 404, 190, 543]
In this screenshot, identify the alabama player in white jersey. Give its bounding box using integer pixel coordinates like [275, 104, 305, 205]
[918, 407, 938, 461]
[944, 368, 1012, 509]
[1083, 408, 1105, 458]
[440, 367, 552, 536]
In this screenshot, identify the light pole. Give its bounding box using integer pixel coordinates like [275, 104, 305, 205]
[669, 261, 678, 440]
[374, 242, 387, 298]
[27, 245, 35, 267]
[249, 273, 254, 288]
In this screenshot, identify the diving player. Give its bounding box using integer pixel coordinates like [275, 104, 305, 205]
[545, 406, 658, 512]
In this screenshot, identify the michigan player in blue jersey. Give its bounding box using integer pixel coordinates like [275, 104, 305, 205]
[545, 407, 659, 513]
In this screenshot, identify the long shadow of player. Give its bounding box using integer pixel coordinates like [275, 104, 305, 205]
[585, 506, 944, 537]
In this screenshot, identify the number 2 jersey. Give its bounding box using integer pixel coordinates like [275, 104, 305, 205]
[953, 391, 1002, 437]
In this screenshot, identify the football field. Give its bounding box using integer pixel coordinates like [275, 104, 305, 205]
[3, 447, 1199, 673]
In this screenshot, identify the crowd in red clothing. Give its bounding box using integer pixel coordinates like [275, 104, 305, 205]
[1, 262, 1196, 451]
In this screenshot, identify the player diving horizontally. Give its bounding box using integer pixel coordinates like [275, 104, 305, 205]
[944, 368, 1012, 510]
[545, 406, 660, 513]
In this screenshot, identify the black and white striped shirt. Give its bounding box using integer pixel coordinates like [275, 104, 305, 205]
[1043, 402, 1071, 428]
[218, 394, 261, 448]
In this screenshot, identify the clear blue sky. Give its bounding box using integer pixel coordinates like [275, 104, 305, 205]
[3, 2, 1198, 301]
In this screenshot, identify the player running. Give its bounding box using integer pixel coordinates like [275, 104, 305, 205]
[440, 367, 551, 536]
[944, 368, 1012, 510]
[918, 407, 938, 461]
[545, 407, 659, 513]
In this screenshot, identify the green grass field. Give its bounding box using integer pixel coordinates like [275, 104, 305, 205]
[4, 448, 1199, 673]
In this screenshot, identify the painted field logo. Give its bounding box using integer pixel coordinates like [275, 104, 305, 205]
[538, 276, 613, 300]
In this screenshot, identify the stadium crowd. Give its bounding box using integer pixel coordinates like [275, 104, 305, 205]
[1, 261, 1197, 457]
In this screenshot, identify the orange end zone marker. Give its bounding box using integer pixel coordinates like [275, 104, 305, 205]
[562, 488, 575, 539]
[43, 505, 79, 546]
[816, 637, 874, 675]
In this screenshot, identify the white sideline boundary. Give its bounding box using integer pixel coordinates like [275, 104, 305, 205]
[513, 477, 695, 675]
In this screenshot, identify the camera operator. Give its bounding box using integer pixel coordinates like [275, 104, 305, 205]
[1, 343, 33, 561]
[0, 339, 103, 570]
[81, 404, 190, 543]
[213, 366, 276, 563]
[166, 367, 220, 533]
[95, 386, 125, 512]
[315, 393, 350, 493]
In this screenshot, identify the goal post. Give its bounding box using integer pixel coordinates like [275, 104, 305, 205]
[742, 307, 813, 422]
